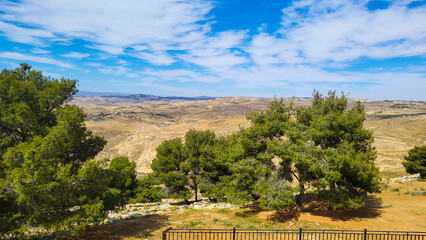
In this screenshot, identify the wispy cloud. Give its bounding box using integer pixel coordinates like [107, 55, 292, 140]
[141, 68, 222, 83]
[0, 21, 54, 45]
[132, 51, 175, 65]
[0, 0, 213, 54]
[61, 52, 89, 59]
[31, 48, 51, 54]
[0, 52, 75, 68]
[86, 62, 101, 67]
[98, 66, 130, 75]
[0, 0, 425, 100]
[268, 0, 426, 64]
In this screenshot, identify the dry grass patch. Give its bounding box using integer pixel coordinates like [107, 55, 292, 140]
[75, 180, 425, 239]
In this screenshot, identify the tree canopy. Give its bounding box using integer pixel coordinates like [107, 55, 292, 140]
[402, 145, 426, 178]
[0, 64, 137, 237]
[260, 91, 380, 210]
[151, 91, 381, 211]
[151, 129, 216, 202]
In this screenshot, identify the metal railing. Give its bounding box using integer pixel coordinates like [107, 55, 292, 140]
[162, 228, 426, 240]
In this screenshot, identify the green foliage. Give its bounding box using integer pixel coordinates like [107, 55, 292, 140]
[106, 156, 137, 207]
[151, 130, 217, 201]
[184, 129, 216, 201]
[199, 133, 243, 200]
[151, 138, 190, 199]
[219, 91, 380, 210]
[254, 175, 296, 210]
[402, 145, 426, 178]
[259, 91, 381, 210]
[129, 174, 161, 203]
[0, 65, 137, 238]
[150, 90, 380, 211]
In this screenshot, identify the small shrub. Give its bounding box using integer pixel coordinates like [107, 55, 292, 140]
[247, 224, 256, 229]
[223, 220, 232, 226]
[178, 223, 189, 228]
[218, 209, 229, 213]
[189, 221, 205, 227]
[212, 218, 219, 223]
[391, 188, 400, 192]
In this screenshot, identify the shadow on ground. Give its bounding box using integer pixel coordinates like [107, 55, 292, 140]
[267, 195, 384, 222]
[68, 214, 169, 240]
[308, 195, 384, 221]
[235, 203, 264, 218]
[268, 210, 301, 222]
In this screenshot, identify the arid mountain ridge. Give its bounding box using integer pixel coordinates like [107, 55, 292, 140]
[72, 93, 426, 178]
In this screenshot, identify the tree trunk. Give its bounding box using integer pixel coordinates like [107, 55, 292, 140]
[194, 181, 198, 202]
[330, 183, 336, 192]
[296, 184, 305, 212]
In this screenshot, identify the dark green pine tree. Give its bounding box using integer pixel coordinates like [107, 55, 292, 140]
[151, 129, 216, 202]
[402, 145, 426, 178]
[151, 138, 191, 200]
[252, 91, 381, 210]
[0, 64, 137, 237]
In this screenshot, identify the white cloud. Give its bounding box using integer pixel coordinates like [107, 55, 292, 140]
[1, 0, 425, 100]
[61, 52, 89, 59]
[180, 50, 248, 71]
[87, 62, 101, 67]
[31, 48, 51, 54]
[0, 52, 75, 68]
[90, 44, 124, 55]
[99, 66, 130, 75]
[0, 21, 54, 45]
[126, 73, 139, 78]
[118, 59, 127, 65]
[265, 0, 426, 64]
[0, 0, 213, 54]
[132, 51, 175, 65]
[178, 30, 249, 71]
[141, 68, 221, 83]
[247, 33, 303, 65]
[132, 81, 217, 96]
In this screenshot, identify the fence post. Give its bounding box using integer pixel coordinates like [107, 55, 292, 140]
[163, 227, 173, 240]
[299, 228, 303, 240]
[364, 229, 368, 240]
[233, 227, 236, 240]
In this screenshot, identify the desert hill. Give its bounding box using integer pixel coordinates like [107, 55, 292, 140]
[72, 95, 426, 178]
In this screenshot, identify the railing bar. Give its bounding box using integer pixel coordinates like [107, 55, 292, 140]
[165, 229, 425, 240]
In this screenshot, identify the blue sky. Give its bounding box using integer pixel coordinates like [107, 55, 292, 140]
[0, 0, 425, 100]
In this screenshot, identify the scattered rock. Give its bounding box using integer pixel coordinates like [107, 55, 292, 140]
[193, 205, 202, 209]
[389, 174, 420, 183]
[128, 212, 143, 218]
[106, 199, 237, 224]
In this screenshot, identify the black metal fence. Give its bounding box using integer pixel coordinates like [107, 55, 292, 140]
[162, 228, 426, 240]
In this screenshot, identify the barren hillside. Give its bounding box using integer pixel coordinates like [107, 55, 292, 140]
[73, 96, 426, 177]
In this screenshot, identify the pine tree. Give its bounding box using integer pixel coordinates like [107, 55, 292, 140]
[402, 145, 426, 178]
[0, 64, 137, 237]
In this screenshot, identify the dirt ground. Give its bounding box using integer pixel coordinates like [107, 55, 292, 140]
[72, 97, 425, 239]
[73, 180, 425, 240]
